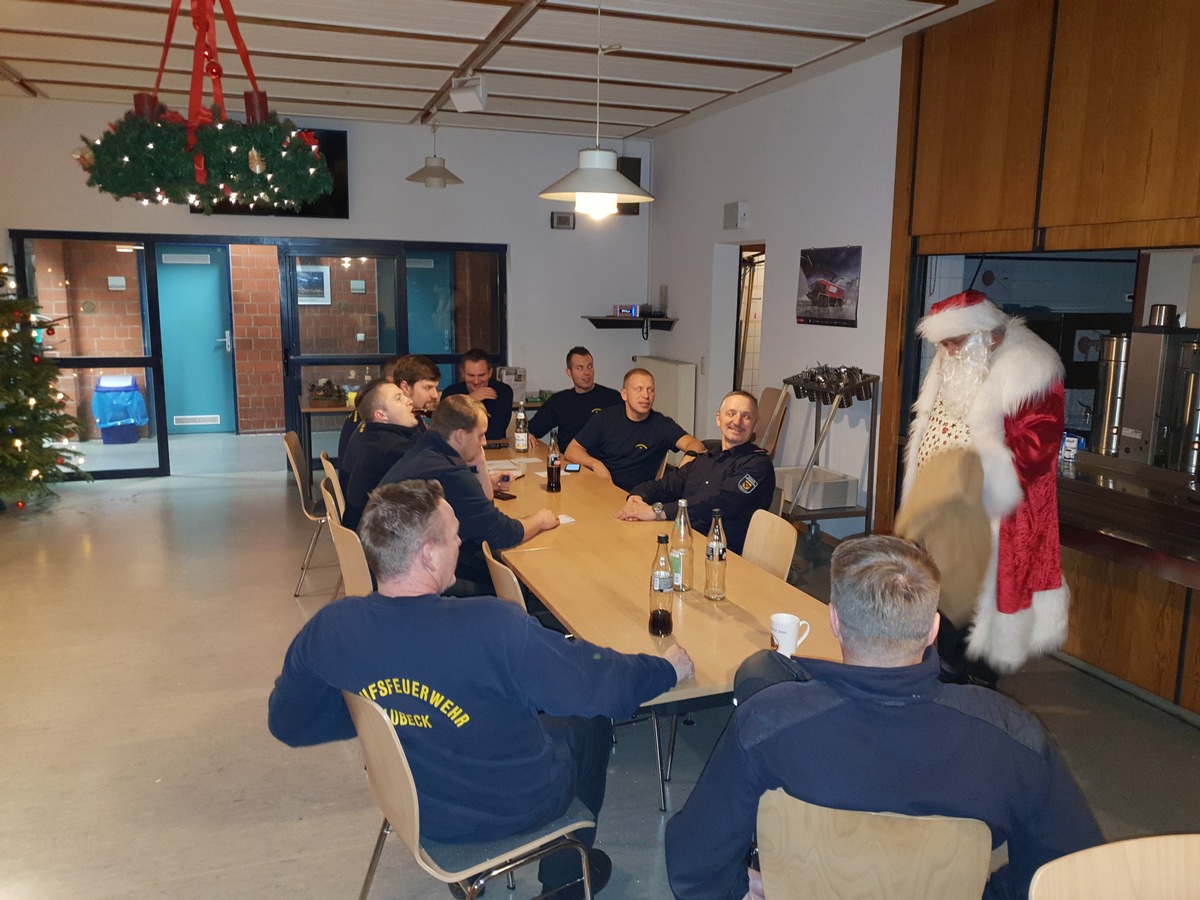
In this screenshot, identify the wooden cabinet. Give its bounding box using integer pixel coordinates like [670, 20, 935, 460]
[1040, 0, 1200, 245]
[910, 0, 1053, 248]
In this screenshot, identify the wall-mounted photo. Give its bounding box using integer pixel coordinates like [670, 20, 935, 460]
[797, 245, 862, 328]
[296, 265, 332, 305]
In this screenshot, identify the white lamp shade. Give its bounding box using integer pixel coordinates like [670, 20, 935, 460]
[405, 156, 463, 188]
[539, 149, 653, 204]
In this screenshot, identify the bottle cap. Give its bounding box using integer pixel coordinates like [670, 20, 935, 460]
[657, 534, 668, 543]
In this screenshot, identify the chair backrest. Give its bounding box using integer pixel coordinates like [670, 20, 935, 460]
[482, 541, 528, 612]
[320, 478, 374, 598]
[741, 509, 798, 580]
[655, 453, 669, 480]
[319, 451, 346, 520]
[342, 691, 428, 870]
[283, 431, 320, 517]
[1028, 834, 1200, 899]
[756, 790, 992, 900]
[755, 387, 787, 460]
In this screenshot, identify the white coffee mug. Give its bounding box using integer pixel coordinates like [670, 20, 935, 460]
[769, 613, 810, 656]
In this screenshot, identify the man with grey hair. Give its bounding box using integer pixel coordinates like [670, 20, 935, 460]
[379, 394, 558, 591]
[665, 535, 1101, 900]
[270, 481, 694, 899]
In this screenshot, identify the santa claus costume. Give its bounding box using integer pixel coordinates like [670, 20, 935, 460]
[903, 291, 1069, 673]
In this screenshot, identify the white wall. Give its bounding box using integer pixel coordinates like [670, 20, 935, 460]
[0, 97, 652, 395]
[648, 48, 904, 531]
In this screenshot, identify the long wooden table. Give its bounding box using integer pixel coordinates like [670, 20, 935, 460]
[489, 445, 841, 706]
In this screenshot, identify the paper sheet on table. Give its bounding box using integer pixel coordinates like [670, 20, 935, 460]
[558, 514, 575, 524]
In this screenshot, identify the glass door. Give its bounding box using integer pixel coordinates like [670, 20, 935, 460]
[18, 236, 168, 477]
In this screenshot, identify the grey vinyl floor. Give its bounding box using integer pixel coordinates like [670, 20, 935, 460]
[2, 434, 1198, 899]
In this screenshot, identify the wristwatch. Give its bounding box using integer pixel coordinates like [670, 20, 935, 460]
[652, 502, 665, 521]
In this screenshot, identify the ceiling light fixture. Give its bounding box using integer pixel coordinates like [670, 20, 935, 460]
[405, 124, 464, 189]
[539, 2, 653, 220]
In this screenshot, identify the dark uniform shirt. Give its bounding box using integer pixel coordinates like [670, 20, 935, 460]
[441, 378, 514, 441]
[572, 406, 688, 492]
[341, 421, 420, 531]
[380, 430, 524, 584]
[528, 384, 623, 449]
[628, 441, 775, 554]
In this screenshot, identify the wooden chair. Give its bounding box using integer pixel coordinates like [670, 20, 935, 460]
[756, 790, 992, 900]
[283, 431, 328, 597]
[319, 451, 346, 521]
[320, 477, 373, 602]
[1028, 834, 1200, 899]
[482, 541, 528, 612]
[342, 691, 595, 900]
[741, 509, 798, 581]
[755, 386, 787, 460]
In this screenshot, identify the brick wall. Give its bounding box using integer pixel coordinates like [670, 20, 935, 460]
[31, 238, 147, 439]
[229, 244, 285, 433]
[296, 257, 380, 355]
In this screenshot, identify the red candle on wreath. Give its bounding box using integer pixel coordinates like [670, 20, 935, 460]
[244, 90, 269, 125]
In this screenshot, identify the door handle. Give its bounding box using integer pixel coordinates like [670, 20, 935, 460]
[215, 330, 231, 352]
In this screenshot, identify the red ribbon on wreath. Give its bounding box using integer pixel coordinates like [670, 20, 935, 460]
[144, 0, 267, 161]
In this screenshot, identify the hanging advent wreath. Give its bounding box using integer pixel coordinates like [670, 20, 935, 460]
[73, 0, 333, 213]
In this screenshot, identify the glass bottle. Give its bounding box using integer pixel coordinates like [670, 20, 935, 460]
[546, 431, 561, 492]
[514, 400, 528, 452]
[704, 508, 727, 601]
[669, 498, 693, 592]
[649, 534, 673, 635]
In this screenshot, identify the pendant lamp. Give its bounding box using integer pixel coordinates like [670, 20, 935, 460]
[539, 3, 653, 220]
[406, 124, 463, 188]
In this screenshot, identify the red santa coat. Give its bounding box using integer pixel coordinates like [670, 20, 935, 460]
[903, 320, 1069, 672]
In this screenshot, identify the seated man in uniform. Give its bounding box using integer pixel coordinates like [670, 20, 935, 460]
[664, 535, 1103, 900]
[614, 390, 775, 554]
[338, 354, 441, 488]
[379, 395, 558, 592]
[340, 382, 421, 531]
[529, 346, 623, 450]
[565, 368, 707, 492]
[440, 348, 513, 441]
[269, 480, 695, 899]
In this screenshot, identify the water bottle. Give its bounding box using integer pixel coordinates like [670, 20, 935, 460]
[514, 400, 528, 452]
[669, 498, 693, 592]
[649, 534, 673, 635]
[704, 509, 727, 601]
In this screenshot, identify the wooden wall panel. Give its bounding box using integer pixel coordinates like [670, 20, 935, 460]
[910, 0, 1053, 237]
[1060, 546, 1187, 701]
[1179, 595, 1200, 714]
[1040, 0, 1200, 228]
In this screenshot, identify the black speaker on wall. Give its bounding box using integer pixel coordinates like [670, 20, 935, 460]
[616, 156, 642, 216]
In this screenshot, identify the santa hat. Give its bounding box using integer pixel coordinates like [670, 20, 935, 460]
[916, 290, 1009, 345]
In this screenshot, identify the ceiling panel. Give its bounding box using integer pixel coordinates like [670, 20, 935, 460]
[0, 0, 968, 137]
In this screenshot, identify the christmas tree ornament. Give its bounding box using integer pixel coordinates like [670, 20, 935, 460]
[248, 147, 266, 174]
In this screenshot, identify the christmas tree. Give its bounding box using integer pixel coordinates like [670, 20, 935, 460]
[0, 263, 87, 511]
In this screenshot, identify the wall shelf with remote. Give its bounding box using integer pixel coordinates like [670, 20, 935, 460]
[583, 316, 676, 340]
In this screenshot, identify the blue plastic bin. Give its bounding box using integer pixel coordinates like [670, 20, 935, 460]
[92, 375, 149, 444]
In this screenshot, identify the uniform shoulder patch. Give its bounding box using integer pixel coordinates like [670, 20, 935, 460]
[738, 474, 759, 493]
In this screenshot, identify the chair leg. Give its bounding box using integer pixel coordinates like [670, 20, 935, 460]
[293, 517, 326, 597]
[506, 871, 516, 890]
[359, 818, 390, 900]
[652, 710, 667, 811]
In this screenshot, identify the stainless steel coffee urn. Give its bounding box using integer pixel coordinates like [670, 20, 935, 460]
[1172, 341, 1200, 476]
[1093, 334, 1129, 457]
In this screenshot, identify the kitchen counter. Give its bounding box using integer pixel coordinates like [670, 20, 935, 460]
[1058, 451, 1200, 588]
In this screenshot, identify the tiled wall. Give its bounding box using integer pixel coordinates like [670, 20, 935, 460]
[229, 245, 285, 433]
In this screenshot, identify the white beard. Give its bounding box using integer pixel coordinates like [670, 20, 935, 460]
[937, 333, 992, 419]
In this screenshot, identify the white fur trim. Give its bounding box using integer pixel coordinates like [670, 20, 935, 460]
[917, 299, 1008, 345]
[968, 582, 1069, 673]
